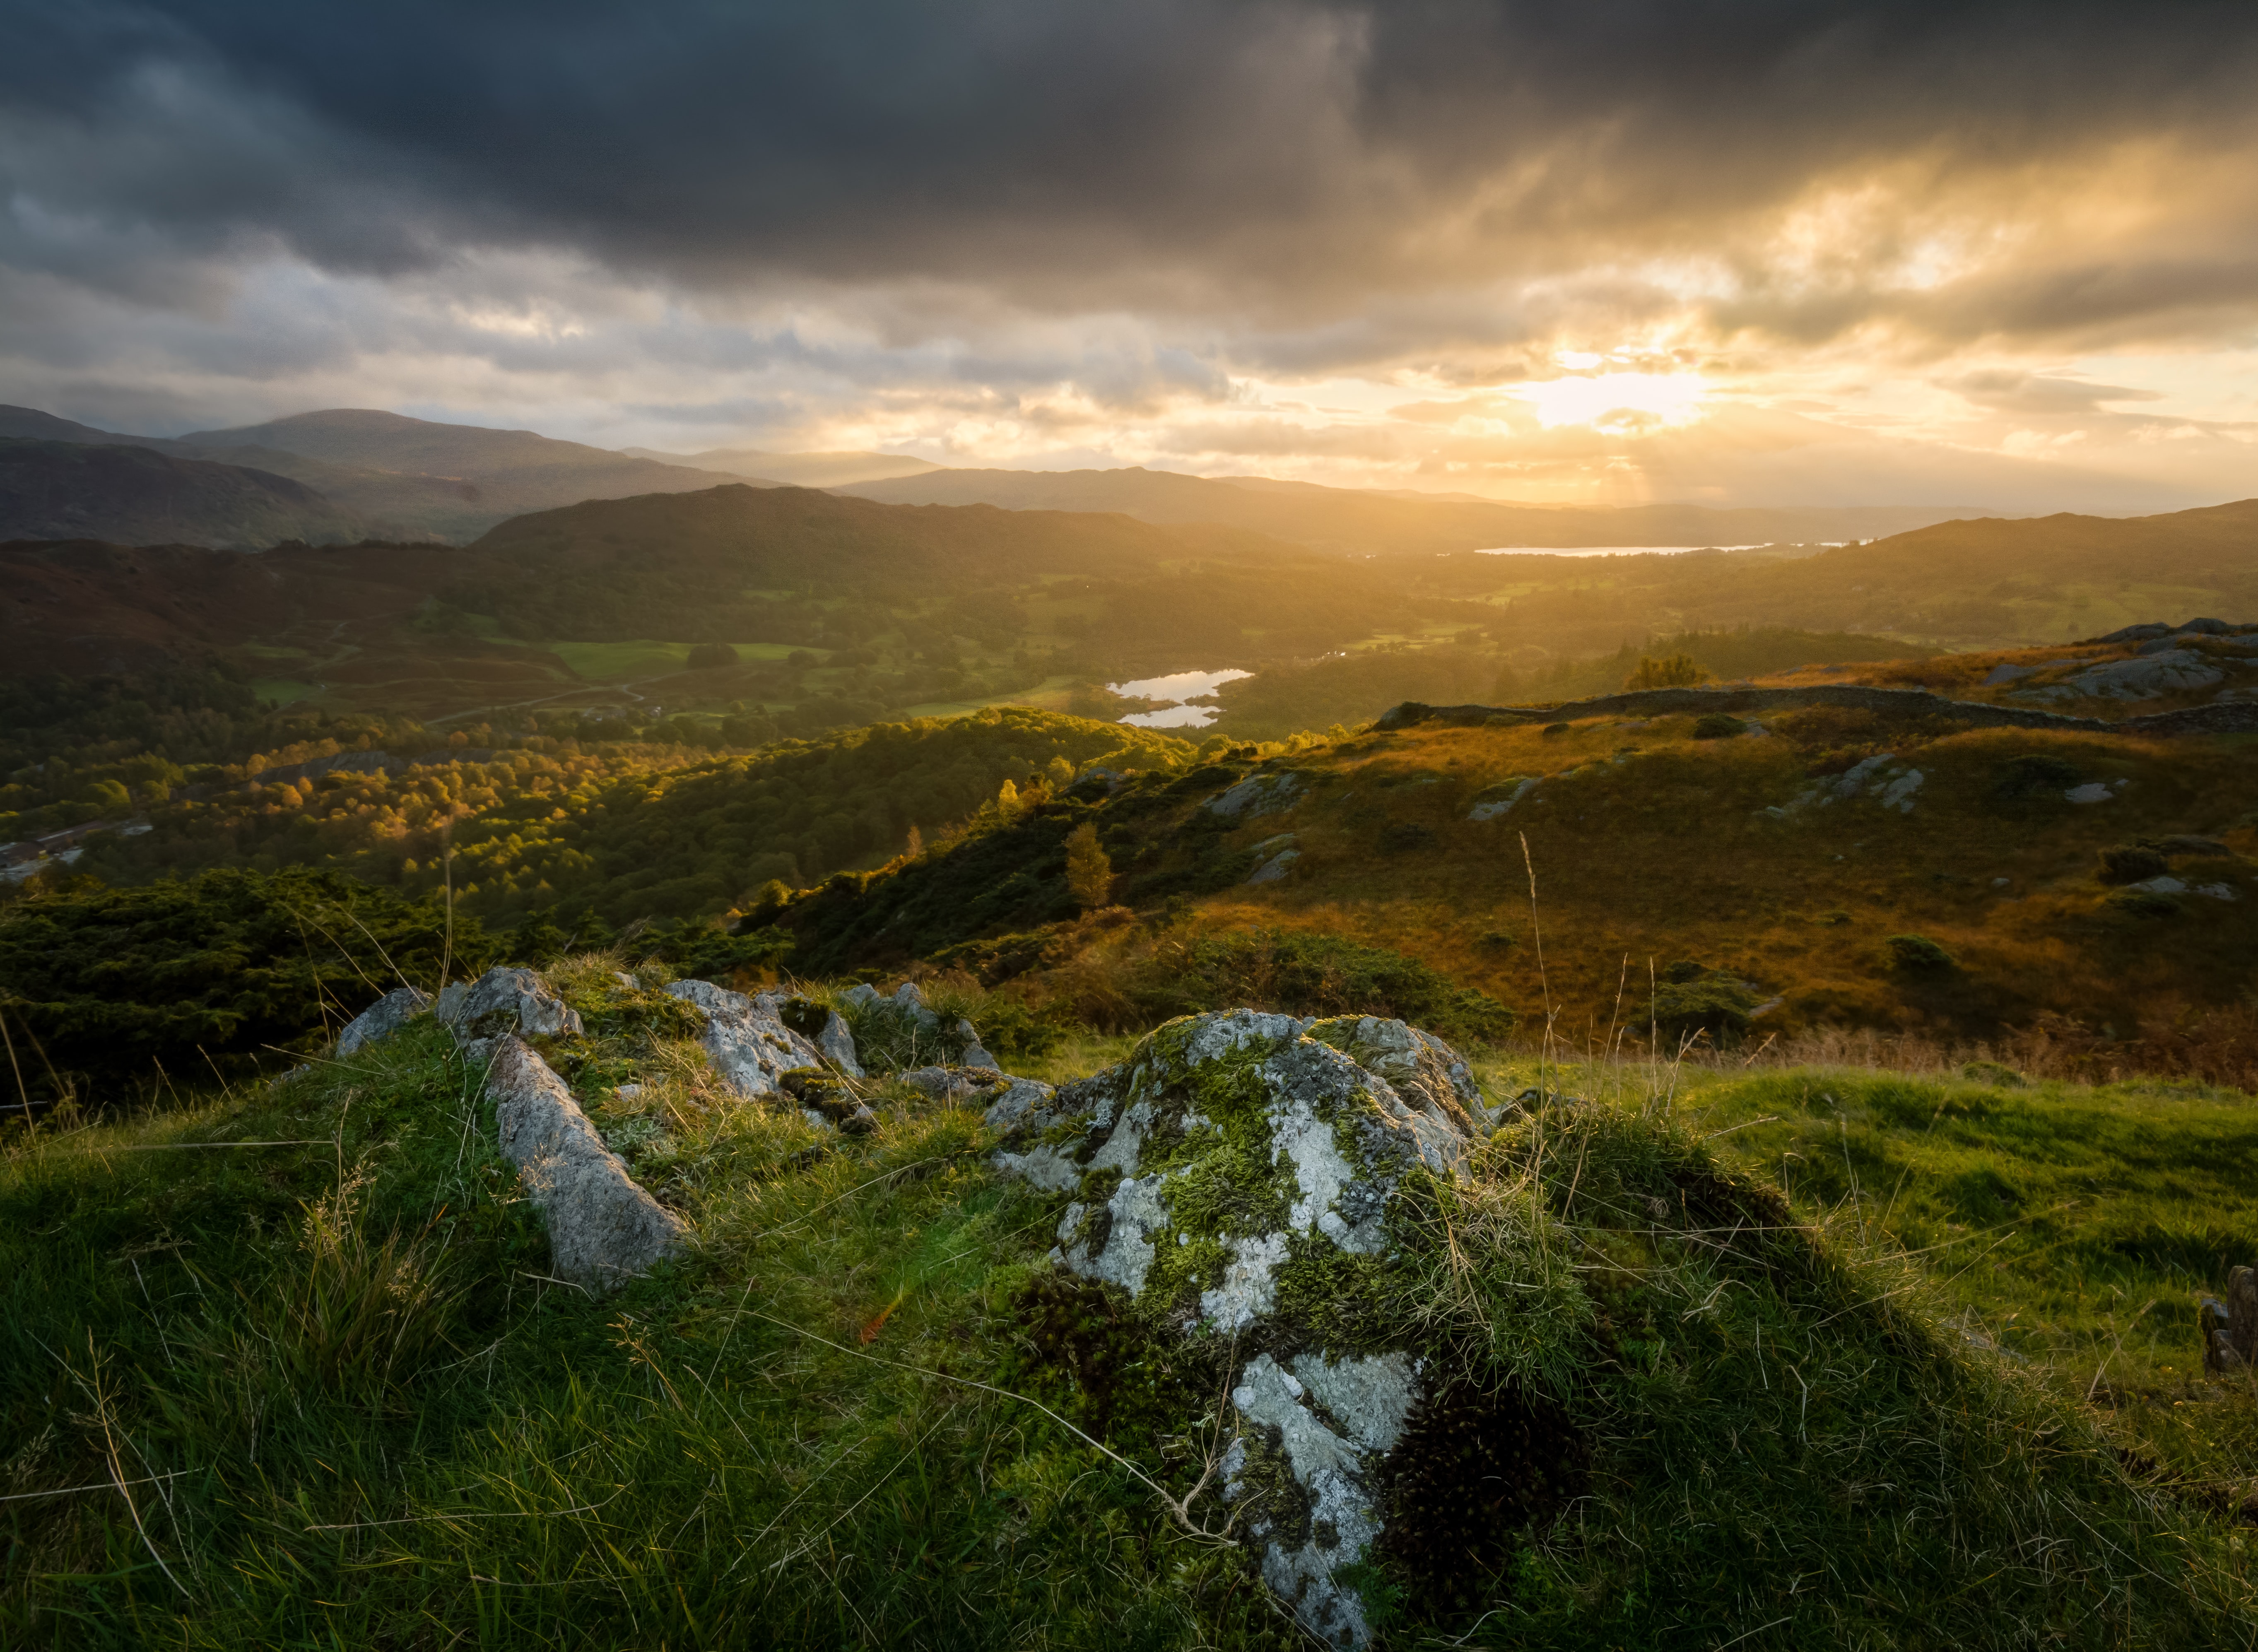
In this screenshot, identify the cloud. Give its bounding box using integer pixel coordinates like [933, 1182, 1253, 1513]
[5, 2, 2258, 510]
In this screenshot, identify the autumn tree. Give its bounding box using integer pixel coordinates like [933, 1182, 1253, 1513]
[1064, 822, 1112, 911]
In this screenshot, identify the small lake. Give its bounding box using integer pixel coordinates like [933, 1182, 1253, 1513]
[1110, 667, 1252, 728]
[1474, 544, 1764, 558]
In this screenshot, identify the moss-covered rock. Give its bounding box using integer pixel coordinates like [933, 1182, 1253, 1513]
[991, 1008, 1506, 1647]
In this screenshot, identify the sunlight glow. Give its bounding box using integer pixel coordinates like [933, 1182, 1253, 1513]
[1513, 371, 1711, 432]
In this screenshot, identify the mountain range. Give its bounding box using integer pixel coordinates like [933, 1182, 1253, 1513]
[0, 402, 2002, 554]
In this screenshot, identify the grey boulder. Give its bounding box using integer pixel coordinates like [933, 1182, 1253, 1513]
[664, 979, 839, 1100]
[337, 985, 431, 1056]
[992, 1009, 1491, 1647]
[486, 1036, 687, 1289]
[436, 966, 583, 1050]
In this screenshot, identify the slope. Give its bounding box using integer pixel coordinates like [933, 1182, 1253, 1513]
[179, 409, 734, 538]
[0, 438, 373, 549]
[839, 465, 1984, 553]
[621, 443, 944, 486]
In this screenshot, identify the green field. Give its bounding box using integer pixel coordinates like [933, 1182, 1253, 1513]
[2, 964, 2249, 1648]
[549, 638, 830, 682]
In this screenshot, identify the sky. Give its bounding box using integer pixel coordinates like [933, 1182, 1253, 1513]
[5, 1, 2258, 512]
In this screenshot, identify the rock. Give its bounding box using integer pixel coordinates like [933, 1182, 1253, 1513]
[956, 1017, 1000, 1069]
[1205, 770, 1310, 821]
[2092, 622, 2174, 644]
[2176, 617, 2236, 636]
[435, 966, 583, 1050]
[1876, 769, 1924, 812]
[899, 1064, 1015, 1105]
[1983, 663, 2036, 685]
[2061, 651, 2224, 701]
[992, 1009, 1493, 1646]
[337, 985, 431, 1056]
[2203, 1265, 2257, 1373]
[1467, 777, 1535, 821]
[779, 1066, 878, 1134]
[485, 1036, 686, 1289]
[664, 979, 835, 1099]
[2065, 782, 2114, 804]
[1247, 832, 1300, 884]
[2145, 834, 2232, 857]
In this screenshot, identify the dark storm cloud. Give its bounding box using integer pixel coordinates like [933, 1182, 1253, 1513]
[8, 0, 2258, 339]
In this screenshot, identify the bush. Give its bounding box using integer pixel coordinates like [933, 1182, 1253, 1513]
[1646, 961, 1763, 1045]
[1623, 653, 1709, 690]
[0, 867, 495, 1109]
[1886, 933, 1955, 972]
[1378, 821, 1437, 853]
[1991, 752, 2083, 803]
[1691, 713, 1747, 739]
[2096, 844, 2168, 886]
[1135, 928, 1516, 1045]
[684, 642, 740, 670]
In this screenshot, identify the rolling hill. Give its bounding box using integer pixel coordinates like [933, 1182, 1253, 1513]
[837, 465, 1986, 553]
[0, 438, 376, 549]
[620, 443, 944, 487]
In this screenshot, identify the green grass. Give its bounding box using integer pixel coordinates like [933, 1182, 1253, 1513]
[247, 679, 326, 707]
[548, 640, 828, 682]
[2, 970, 2251, 1649]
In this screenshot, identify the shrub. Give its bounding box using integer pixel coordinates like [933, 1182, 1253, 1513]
[1691, 713, 1747, 739]
[2096, 844, 2168, 886]
[1991, 752, 2083, 803]
[1064, 822, 1113, 910]
[1378, 821, 1437, 853]
[685, 642, 740, 671]
[0, 867, 495, 1109]
[2105, 888, 2180, 920]
[1886, 933, 1955, 972]
[1646, 962, 1763, 1045]
[1623, 653, 1709, 690]
[1542, 722, 1572, 737]
[1135, 927, 1516, 1044]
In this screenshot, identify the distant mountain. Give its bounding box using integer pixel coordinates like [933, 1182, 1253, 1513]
[178, 410, 729, 538]
[0, 438, 374, 550]
[836, 465, 1987, 553]
[620, 445, 945, 487]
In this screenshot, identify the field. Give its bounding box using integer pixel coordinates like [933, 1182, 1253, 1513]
[0, 955, 2250, 1650]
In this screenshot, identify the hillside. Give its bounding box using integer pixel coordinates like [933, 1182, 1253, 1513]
[770, 674, 2258, 1081]
[622, 443, 944, 486]
[839, 465, 1982, 553]
[0, 947, 2248, 1646]
[177, 409, 732, 538]
[0, 438, 375, 549]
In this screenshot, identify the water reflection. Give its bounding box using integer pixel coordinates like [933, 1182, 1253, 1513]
[1109, 667, 1252, 728]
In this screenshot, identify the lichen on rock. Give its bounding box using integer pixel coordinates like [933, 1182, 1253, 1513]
[992, 1007, 1511, 1647]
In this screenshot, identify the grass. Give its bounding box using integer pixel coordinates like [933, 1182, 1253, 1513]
[547, 640, 827, 682]
[1, 947, 2252, 1647]
[1478, 1050, 2258, 1485]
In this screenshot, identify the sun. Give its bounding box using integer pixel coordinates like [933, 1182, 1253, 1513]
[1515, 371, 1710, 432]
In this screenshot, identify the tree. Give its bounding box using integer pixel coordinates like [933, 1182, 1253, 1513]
[1624, 653, 1709, 690]
[686, 642, 739, 671]
[1064, 822, 1113, 911]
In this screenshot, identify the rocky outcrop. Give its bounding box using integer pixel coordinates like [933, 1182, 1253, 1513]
[991, 1009, 1502, 1647]
[1246, 833, 1299, 884]
[337, 985, 430, 1056]
[664, 979, 845, 1099]
[486, 1035, 687, 1289]
[436, 966, 583, 1050]
[1205, 770, 1310, 821]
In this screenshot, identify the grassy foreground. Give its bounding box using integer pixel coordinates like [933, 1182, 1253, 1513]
[1, 966, 2252, 1649]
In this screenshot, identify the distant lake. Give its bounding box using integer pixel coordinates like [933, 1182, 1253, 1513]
[1474, 544, 1764, 557]
[1110, 667, 1252, 728]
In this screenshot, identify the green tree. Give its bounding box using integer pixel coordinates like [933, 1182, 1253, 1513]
[1624, 652, 1709, 690]
[1064, 822, 1112, 911]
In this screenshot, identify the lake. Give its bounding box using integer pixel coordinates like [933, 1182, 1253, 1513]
[1109, 667, 1252, 728]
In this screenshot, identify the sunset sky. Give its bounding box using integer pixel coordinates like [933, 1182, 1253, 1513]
[6, 2, 2257, 511]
